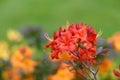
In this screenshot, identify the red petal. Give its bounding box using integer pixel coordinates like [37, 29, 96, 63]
[46, 42, 51, 48]
[113, 70, 120, 77]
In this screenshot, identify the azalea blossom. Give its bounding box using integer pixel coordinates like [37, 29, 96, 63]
[46, 23, 97, 64]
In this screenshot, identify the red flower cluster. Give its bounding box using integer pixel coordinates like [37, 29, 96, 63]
[46, 23, 97, 63]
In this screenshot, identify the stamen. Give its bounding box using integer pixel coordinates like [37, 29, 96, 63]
[97, 30, 103, 38]
[66, 21, 69, 28]
[44, 33, 53, 41]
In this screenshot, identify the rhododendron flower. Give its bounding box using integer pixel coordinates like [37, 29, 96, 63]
[46, 23, 97, 64]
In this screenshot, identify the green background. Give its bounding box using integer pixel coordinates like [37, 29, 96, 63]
[0, 0, 120, 39]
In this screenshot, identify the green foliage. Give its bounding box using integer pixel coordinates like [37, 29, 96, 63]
[0, 0, 120, 39]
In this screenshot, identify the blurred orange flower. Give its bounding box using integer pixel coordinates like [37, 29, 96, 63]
[2, 68, 35, 80]
[2, 68, 21, 80]
[99, 59, 112, 74]
[48, 63, 75, 80]
[11, 45, 37, 74]
[59, 52, 71, 61]
[23, 75, 35, 80]
[18, 45, 33, 58]
[108, 32, 120, 51]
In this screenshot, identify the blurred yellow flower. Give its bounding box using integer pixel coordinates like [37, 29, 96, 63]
[0, 41, 9, 60]
[48, 63, 75, 80]
[7, 29, 22, 42]
[108, 32, 120, 51]
[11, 45, 37, 74]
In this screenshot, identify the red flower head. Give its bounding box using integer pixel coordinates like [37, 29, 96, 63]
[46, 23, 97, 63]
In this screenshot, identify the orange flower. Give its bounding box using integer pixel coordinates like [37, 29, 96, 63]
[2, 68, 21, 80]
[11, 45, 37, 74]
[19, 45, 33, 58]
[99, 59, 112, 74]
[48, 63, 75, 80]
[23, 75, 35, 80]
[59, 52, 71, 61]
[108, 32, 120, 51]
